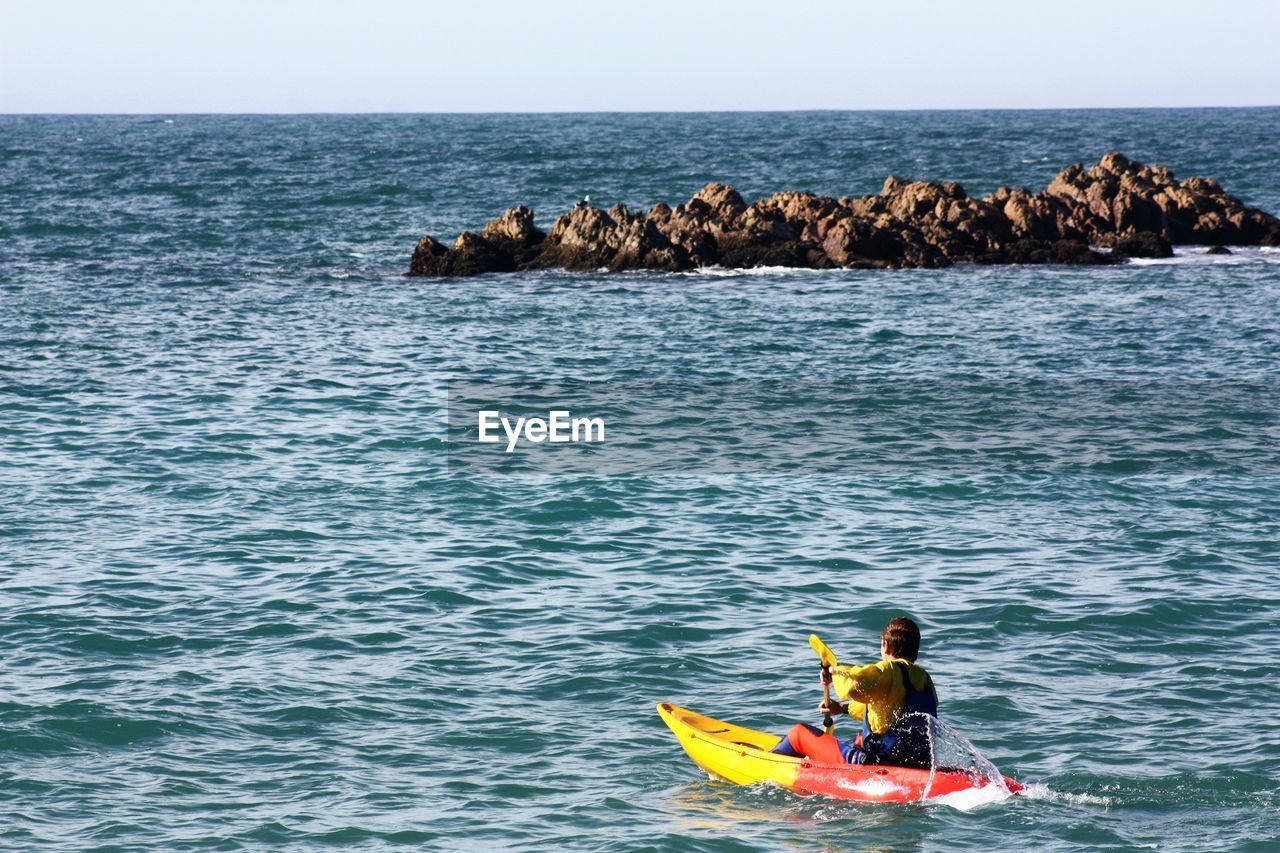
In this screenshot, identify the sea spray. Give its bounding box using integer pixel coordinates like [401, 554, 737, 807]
[918, 714, 1013, 804]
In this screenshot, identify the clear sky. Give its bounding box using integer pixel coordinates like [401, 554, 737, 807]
[3, 0, 1277, 112]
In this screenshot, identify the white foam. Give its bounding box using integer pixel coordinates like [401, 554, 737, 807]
[671, 247, 1280, 277]
[930, 783, 1014, 811]
[686, 265, 843, 278]
[1125, 246, 1280, 267]
[1016, 782, 1115, 807]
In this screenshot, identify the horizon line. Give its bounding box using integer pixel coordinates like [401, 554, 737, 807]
[3, 104, 1279, 117]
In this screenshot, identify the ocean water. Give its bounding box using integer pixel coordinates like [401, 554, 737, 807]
[2, 110, 1279, 850]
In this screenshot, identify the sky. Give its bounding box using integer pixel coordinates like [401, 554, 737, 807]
[2, 0, 1278, 112]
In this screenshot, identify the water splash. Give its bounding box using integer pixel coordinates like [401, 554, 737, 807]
[1017, 783, 1116, 807]
[918, 714, 1015, 809]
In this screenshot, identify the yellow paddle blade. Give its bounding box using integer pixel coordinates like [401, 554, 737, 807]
[808, 634, 837, 669]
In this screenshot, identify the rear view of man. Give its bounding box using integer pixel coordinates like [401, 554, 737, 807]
[771, 616, 939, 768]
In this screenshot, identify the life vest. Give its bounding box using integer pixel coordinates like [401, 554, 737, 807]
[855, 661, 938, 769]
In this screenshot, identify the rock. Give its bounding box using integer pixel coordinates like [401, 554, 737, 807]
[479, 205, 544, 265]
[408, 234, 451, 276]
[691, 183, 746, 223]
[405, 154, 1280, 276]
[1002, 239, 1116, 266]
[984, 187, 1083, 242]
[820, 215, 947, 268]
[1045, 152, 1280, 246]
[408, 232, 514, 276]
[733, 204, 800, 243]
[533, 205, 691, 272]
[449, 231, 515, 276]
[758, 191, 841, 227]
[1206, 245, 1232, 255]
[480, 205, 540, 243]
[863, 178, 1013, 261]
[716, 233, 828, 269]
[1110, 232, 1174, 260]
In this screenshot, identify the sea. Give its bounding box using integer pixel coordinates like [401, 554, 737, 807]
[2, 109, 1278, 850]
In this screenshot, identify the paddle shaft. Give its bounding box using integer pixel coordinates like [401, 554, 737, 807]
[808, 634, 838, 736]
[821, 665, 834, 734]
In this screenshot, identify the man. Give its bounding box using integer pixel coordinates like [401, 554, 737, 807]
[770, 616, 939, 769]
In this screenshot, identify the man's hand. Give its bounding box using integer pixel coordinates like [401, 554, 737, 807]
[820, 699, 847, 717]
[819, 667, 832, 686]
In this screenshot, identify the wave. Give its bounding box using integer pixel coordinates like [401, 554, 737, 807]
[1125, 246, 1280, 266]
[1017, 783, 1116, 807]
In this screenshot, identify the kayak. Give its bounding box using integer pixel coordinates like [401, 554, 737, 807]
[657, 702, 1021, 803]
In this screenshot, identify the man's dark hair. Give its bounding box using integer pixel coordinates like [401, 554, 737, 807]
[882, 616, 922, 661]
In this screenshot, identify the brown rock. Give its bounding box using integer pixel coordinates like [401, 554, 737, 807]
[1110, 232, 1174, 260]
[1001, 239, 1116, 266]
[534, 205, 690, 272]
[691, 183, 746, 223]
[984, 187, 1085, 242]
[449, 231, 515, 275]
[480, 205, 545, 265]
[1045, 152, 1280, 246]
[871, 178, 1012, 260]
[820, 215, 947, 268]
[408, 234, 450, 276]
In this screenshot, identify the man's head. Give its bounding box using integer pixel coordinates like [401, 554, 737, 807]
[880, 616, 922, 662]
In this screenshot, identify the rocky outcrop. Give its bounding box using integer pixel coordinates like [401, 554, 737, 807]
[408, 154, 1280, 276]
[1039, 152, 1280, 247]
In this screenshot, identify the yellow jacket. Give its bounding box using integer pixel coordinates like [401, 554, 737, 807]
[831, 658, 937, 734]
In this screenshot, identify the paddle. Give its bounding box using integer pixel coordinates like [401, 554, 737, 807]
[808, 634, 838, 735]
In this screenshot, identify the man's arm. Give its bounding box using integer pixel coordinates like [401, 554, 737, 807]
[831, 661, 891, 704]
[816, 698, 867, 720]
